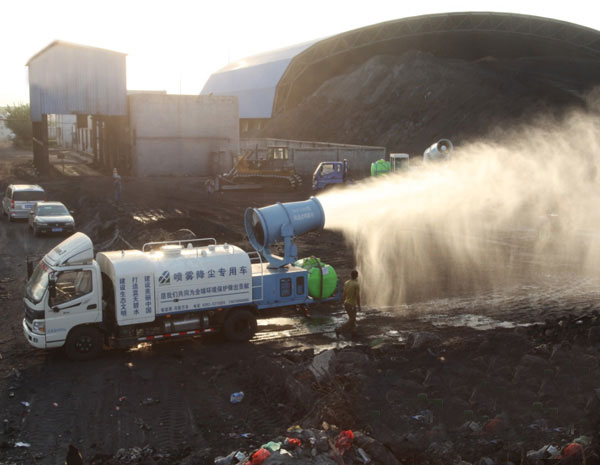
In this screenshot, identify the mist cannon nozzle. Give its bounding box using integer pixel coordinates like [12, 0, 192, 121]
[423, 139, 453, 163]
[244, 197, 325, 268]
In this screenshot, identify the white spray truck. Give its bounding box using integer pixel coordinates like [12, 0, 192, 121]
[23, 198, 338, 359]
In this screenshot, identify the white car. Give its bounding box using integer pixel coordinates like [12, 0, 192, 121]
[28, 201, 75, 236]
[2, 184, 46, 221]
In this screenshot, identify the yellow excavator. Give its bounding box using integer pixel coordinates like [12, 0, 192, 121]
[218, 146, 303, 190]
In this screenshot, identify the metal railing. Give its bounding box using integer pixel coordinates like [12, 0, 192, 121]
[248, 251, 264, 302]
[142, 237, 217, 253]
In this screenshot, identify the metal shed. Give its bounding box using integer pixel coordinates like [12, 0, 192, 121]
[200, 39, 322, 132]
[27, 41, 128, 175]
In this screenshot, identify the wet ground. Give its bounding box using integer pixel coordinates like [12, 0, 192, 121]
[0, 144, 599, 464]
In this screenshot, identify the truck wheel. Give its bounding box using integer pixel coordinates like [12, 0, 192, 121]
[224, 309, 257, 342]
[65, 327, 103, 360]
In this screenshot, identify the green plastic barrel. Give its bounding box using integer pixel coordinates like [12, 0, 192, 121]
[295, 257, 338, 299]
[371, 159, 390, 176]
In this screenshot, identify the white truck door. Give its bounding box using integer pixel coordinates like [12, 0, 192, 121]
[46, 267, 101, 344]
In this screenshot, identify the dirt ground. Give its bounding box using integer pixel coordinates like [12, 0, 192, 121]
[0, 143, 599, 465]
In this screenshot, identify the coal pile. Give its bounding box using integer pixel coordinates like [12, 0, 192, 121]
[255, 52, 600, 153]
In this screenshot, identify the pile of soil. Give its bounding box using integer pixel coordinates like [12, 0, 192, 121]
[255, 52, 600, 153]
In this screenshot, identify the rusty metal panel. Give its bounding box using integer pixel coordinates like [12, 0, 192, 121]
[28, 41, 127, 122]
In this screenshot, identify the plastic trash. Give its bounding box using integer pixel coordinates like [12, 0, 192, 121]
[285, 437, 302, 448]
[230, 392, 244, 404]
[527, 445, 560, 460]
[358, 447, 371, 463]
[287, 425, 302, 432]
[214, 451, 236, 465]
[335, 430, 354, 455]
[241, 433, 253, 439]
[248, 448, 270, 465]
[561, 442, 583, 458]
[21, 401, 30, 407]
[234, 451, 246, 462]
[261, 441, 281, 452]
[574, 435, 592, 446]
[15, 442, 31, 448]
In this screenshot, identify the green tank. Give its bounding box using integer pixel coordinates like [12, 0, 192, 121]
[295, 257, 337, 299]
[371, 159, 390, 176]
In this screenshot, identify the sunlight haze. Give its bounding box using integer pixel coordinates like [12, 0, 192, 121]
[1, 0, 599, 106]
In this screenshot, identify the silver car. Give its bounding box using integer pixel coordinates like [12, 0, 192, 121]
[28, 201, 75, 236]
[2, 184, 46, 221]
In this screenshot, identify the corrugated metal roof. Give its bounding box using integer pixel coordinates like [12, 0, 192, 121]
[201, 39, 323, 118]
[27, 41, 127, 122]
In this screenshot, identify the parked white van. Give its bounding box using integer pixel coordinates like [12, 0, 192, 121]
[2, 184, 46, 221]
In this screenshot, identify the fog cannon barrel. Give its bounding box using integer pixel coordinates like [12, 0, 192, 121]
[245, 197, 325, 267]
[423, 139, 453, 163]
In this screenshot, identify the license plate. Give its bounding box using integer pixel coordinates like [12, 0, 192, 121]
[52, 228, 62, 232]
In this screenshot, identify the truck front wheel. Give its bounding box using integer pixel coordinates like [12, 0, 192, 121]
[224, 309, 257, 342]
[65, 327, 103, 360]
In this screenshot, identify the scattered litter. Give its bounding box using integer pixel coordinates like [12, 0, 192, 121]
[285, 437, 302, 448]
[335, 430, 354, 455]
[214, 450, 237, 465]
[21, 401, 30, 407]
[261, 441, 281, 452]
[241, 433, 253, 439]
[358, 447, 371, 463]
[52, 402, 58, 407]
[118, 396, 127, 402]
[15, 442, 31, 448]
[561, 442, 583, 458]
[248, 448, 270, 465]
[573, 435, 592, 446]
[287, 425, 302, 432]
[526, 444, 560, 460]
[140, 397, 160, 406]
[230, 391, 244, 404]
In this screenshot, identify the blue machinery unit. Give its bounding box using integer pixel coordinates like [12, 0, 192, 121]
[245, 197, 325, 268]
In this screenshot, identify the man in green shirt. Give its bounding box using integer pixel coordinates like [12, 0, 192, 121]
[336, 270, 361, 337]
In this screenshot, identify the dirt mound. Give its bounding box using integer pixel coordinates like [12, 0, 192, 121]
[256, 52, 600, 153]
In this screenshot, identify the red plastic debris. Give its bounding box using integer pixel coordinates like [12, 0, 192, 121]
[335, 430, 354, 455]
[484, 418, 503, 434]
[285, 437, 302, 447]
[248, 448, 270, 465]
[561, 442, 583, 458]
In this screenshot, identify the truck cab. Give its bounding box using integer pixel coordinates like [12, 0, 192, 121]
[312, 160, 348, 191]
[23, 234, 103, 357]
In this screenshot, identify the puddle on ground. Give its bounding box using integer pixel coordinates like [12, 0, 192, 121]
[420, 313, 535, 330]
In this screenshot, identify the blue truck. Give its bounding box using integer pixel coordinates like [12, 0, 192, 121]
[312, 160, 348, 191]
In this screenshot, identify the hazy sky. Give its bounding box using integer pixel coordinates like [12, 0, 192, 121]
[1, 0, 600, 106]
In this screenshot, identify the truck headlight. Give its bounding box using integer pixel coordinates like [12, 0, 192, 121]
[32, 320, 46, 334]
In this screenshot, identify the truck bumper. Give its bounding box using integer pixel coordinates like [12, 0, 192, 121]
[23, 319, 47, 349]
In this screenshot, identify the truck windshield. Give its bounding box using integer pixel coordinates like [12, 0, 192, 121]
[26, 261, 51, 304]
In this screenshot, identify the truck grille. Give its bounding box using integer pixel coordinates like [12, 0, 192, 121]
[25, 306, 44, 324]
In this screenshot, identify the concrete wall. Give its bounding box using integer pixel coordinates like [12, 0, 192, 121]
[129, 94, 239, 176]
[240, 138, 385, 176]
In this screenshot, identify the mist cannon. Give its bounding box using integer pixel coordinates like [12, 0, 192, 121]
[423, 139, 453, 163]
[245, 197, 325, 268]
